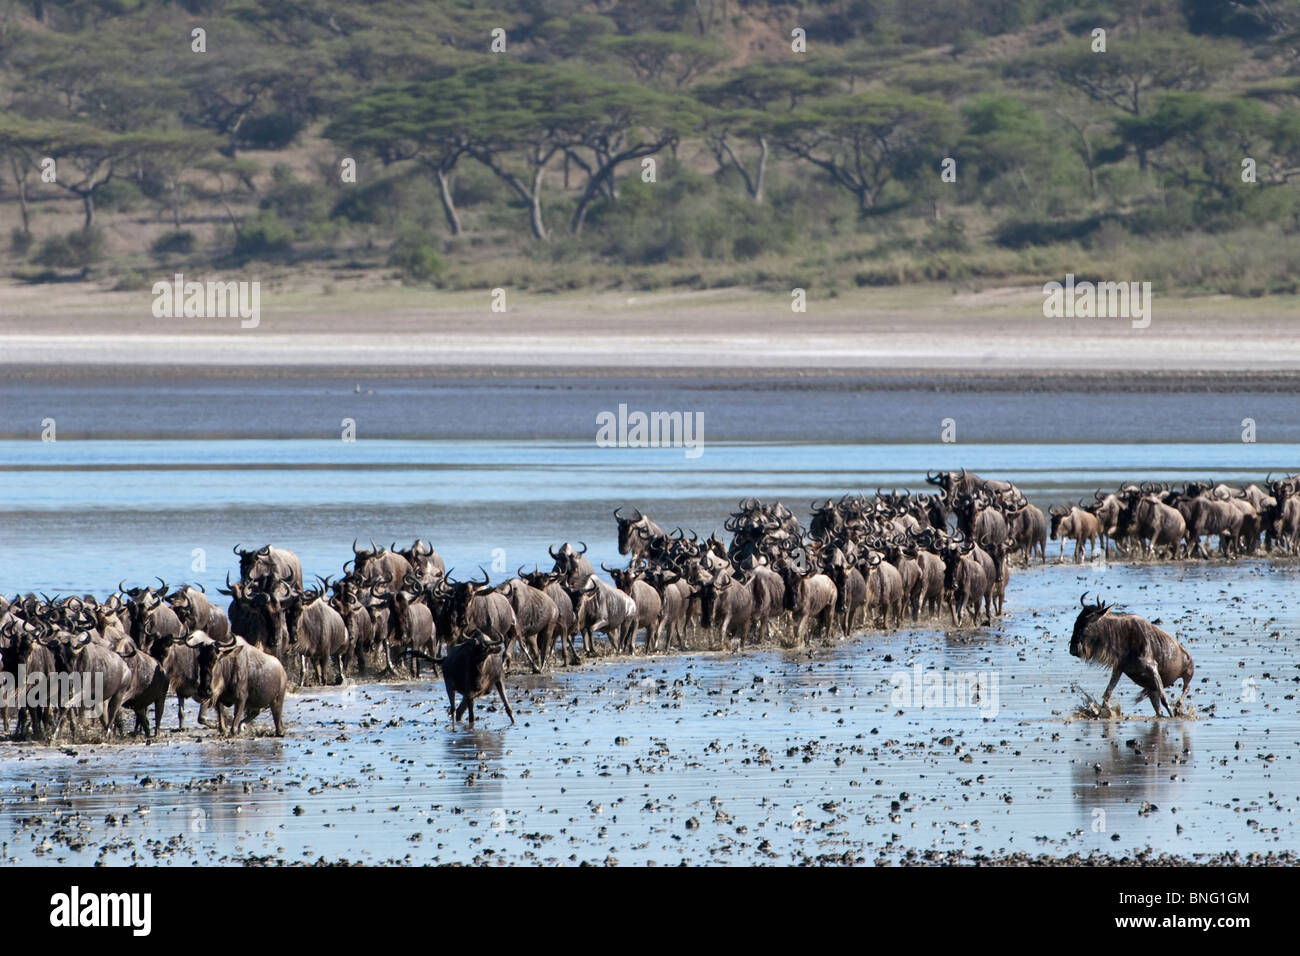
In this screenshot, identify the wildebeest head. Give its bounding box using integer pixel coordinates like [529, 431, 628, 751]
[445, 569, 491, 631]
[548, 541, 590, 586]
[1070, 592, 1115, 661]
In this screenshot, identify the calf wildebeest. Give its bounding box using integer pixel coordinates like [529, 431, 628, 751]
[234, 544, 304, 590]
[439, 633, 514, 726]
[189, 633, 287, 737]
[613, 508, 666, 559]
[1049, 504, 1102, 563]
[1069, 593, 1193, 717]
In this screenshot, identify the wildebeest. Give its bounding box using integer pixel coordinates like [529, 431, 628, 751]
[146, 630, 210, 730]
[167, 583, 230, 641]
[290, 584, 350, 685]
[189, 633, 287, 736]
[1133, 495, 1186, 559]
[234, 544, 303, 590]
[566, 576, 637, 655]
[604, 562, 662, 653]
[549, 541, 595, 589]
[439, 633, 514, 726]
[1049, 504, 1102, 563]
[48, 632, 133, 742]
[442, 571, 535, 670]
[520, 567, 579, 665]
[350, 539, 412, 589]
[1069, 593, 1193, 717]
[500, 570, 560, 668]
[778, 567, 837, 644]
[222, 575, 294, 656]
[695, 570, 755, 649]
[613, 508, 666, 559]
[114, 636, 170, 737]
[940, 543, 989, 627]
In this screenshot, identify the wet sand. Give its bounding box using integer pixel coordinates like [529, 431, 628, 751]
[2, 560, 1296, 867]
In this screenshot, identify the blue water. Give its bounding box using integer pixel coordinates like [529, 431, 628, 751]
[1, 438, 1296, 594]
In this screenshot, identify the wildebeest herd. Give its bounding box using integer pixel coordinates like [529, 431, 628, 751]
[1, 470, 1295, 739]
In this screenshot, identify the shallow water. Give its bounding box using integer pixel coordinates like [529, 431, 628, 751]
[0, 376, 1297, 865]
[0, 559, 1296, 866]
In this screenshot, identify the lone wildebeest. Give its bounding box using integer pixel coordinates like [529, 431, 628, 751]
[1069, 593, 1194, 717]
[439, 633, 514, 726]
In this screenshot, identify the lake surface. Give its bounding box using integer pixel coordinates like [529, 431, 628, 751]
[0, 374, 1296, 865]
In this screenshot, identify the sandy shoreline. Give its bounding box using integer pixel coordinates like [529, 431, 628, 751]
[2, 281, 1298, 375]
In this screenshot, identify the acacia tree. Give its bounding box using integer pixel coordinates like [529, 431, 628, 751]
[1014, 35, 1234, 168]
[599, 31, 725, 87]
[0, 114, 51, 235]
[775, 92, 956, 213]
[695, 66, 833, 203]
[1118, 92, 1300, 199]
[326, 76, 483, 236]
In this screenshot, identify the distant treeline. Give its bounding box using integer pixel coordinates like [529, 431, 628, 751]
[1, 0, 1299, 292]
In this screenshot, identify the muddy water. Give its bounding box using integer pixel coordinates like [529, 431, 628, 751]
[2, 560, 1296, 866]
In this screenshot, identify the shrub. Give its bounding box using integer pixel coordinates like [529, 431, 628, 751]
[387, 233, 445, 282]
[10, 228, 33, 257]
[151, 230, 196, 256]
[33, 228, 106, 269]
[233, 211, 294, 260]
[235, 112, 306, 151]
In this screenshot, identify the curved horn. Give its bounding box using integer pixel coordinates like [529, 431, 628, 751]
[576, 541, 588, 555]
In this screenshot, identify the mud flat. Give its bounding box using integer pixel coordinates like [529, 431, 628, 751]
[3, 283, 1298, 373]
[1, 560, 1296, 866]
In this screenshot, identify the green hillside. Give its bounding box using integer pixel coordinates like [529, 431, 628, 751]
[1, 0, 1299, 296]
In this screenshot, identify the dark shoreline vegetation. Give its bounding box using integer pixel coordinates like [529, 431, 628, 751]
[3, 469, 1296, 744]
[3, 1, 1300, 297]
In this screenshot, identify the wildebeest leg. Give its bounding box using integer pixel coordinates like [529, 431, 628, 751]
[271, 697, 284, 736]
[229, 697, 247, 737]
[1100, 666, 1123, 706]
[445, 678, 458, 723]
[176, 692, 186, 731]
[494, 680, 515, 724]
[153, 698, 163, 737]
